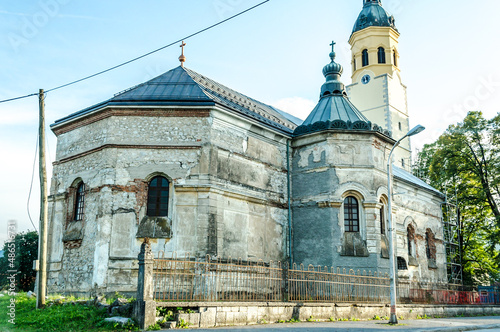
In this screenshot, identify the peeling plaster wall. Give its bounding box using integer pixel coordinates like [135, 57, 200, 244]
[47, 107, 289, 295]
[291, 131, 446, 280]
[393, 180, 447, 282]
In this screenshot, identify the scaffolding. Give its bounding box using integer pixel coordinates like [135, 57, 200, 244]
[442, 190, 463, 285]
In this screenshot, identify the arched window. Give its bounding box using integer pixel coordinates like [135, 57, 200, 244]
[393, 49, 398, 67]
[353, 57, 357, 71]
[425, 230, 432, 259]
[407, 225, 415, 257]
[362, 49, 369, 67]
[147, 176, 170, 217]
[379, 201, 386, 235]
[74, 182, 85, 221]
[344, 196, 359, 232]
[397, 257, 408, 270]
[378, 47, 386, 64]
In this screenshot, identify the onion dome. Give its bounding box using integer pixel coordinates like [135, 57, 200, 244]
[352, 0, 397, 34]
[294, 42, 375, 136]
[320, 42, 345, 97]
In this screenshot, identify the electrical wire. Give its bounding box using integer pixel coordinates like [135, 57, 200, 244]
[45, 0, 270, 93]
[27, 135, 39, 232]
[0, 0, 270, 103]
[0, 93, 37, 104]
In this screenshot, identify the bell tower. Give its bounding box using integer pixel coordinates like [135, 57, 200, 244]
[346, 0, 411, 168]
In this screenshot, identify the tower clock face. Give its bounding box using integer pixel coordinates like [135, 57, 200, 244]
[361, 74, 371, 85]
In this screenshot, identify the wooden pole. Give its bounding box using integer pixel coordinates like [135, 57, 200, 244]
[36, 89, 48, 308]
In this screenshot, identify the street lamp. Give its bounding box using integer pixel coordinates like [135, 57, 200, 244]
[387, 124, 425, 324]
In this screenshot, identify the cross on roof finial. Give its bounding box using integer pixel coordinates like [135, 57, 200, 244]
[179, 41, 187, 67]
[330, 41, 336, 53]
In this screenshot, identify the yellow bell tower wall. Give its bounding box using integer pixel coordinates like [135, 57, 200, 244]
[346, 26, 412, 169]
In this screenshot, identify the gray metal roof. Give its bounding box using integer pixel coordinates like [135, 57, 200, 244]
[294, 44, 389, 137]
[393, 166, 444, 197]
[352, 0, 397, 34]
[301, 94, 369, 125]
[52, 66, 300, 134]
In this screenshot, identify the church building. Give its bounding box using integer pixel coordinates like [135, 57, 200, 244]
[46, 0, 447, 295]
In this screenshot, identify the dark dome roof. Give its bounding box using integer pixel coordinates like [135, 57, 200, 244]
[352, 0, 397, 34]
[294, 43, 380, 137]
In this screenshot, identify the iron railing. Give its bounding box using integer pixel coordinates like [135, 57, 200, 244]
[153, 252, 497, 305]
[154, 253, 283, 302]
[287, 264, 390, 303]
[153, 253, 389, 303]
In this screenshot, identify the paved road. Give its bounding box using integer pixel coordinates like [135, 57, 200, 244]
[163, 316, 500, 332]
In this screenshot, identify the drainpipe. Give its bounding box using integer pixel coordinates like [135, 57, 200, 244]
[286, 139, 292, 267]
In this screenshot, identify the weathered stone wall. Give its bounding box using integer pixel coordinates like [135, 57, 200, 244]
[47, 107, 290, 295]
[291, 130, 445, 279]
[393, 180, 446, 281]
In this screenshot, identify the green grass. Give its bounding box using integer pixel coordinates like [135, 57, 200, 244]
[0, 293, 138, 332]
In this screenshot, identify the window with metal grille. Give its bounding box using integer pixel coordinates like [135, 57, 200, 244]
[344, 196, 359, 232]
[379, 202, 385, 235]
[397, 257, 408, 270]
[362, 49, 369, 67]
[378, 47, 386, 64]
[74, 182, 85, 221]
[147, 176, 170, 217]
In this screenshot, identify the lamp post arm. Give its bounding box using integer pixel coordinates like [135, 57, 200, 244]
[387, 135, 407, 170]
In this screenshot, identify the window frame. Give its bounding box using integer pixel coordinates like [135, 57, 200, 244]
[146, 176, 170, 217]
[73, 182, 85, 221]
[377, 47, 386, 64]
[344, 196, 360, 233]
[362, 49, 369, 67]
[425, 231, 432, 259]
[407, 225, 415, 257]
[379, 200, 386, 235]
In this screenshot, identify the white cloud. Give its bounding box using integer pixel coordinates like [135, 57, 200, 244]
[269, 97, 315, 121]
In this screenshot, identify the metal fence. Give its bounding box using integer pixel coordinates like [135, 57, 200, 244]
[287, 264, 390, 303]
[153, 253, 389, 303]
[153, 253, 284, 302]
[153, 253, 497, 305]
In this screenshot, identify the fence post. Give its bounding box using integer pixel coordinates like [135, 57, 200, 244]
[133, 238, 156, 329]
[282, 261, 289, 302]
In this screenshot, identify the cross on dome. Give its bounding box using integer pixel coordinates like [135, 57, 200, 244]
[179, 41, 187, 67]
[329, 41, 337, 62]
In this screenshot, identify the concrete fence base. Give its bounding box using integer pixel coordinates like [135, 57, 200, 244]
[156, 302, 500, 329]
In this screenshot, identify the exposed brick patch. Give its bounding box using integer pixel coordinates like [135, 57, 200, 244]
[64, 240, 82, 249]
[426, 228, 437, 260]
[91, 179, 148, 224]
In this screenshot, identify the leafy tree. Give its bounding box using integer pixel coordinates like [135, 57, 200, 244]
[0, 231, 39, 292]
[414, 111, 500, 285]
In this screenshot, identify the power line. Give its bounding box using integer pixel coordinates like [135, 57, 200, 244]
[46, 0, 270, 93]
[0, 0, 270, 103]
[0, 93, 37, 104]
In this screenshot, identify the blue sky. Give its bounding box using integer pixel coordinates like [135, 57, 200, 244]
[1, 0, 500, 245]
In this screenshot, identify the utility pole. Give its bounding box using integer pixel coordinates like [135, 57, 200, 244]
[37, 89, 48, 308]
